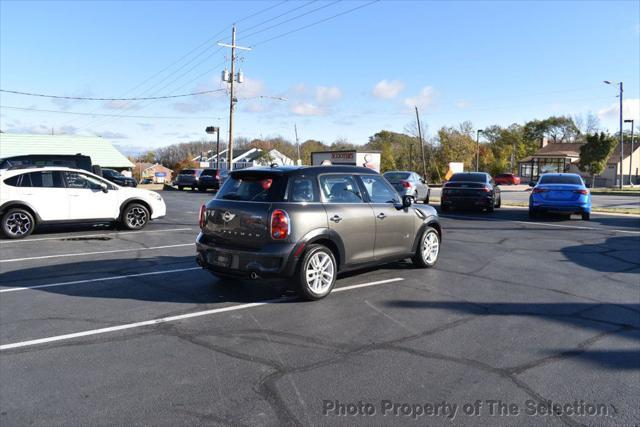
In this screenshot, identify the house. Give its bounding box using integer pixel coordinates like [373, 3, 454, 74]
[0, 133, 134, 169]
[518, 137, 640, 187]
[192, 147, 294, 170]
[135, 162, 173, 183]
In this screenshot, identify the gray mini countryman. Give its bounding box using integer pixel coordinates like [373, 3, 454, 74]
[196, 165, 442, 300]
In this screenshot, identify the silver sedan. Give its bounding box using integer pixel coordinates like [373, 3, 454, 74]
[383, 171, 430, 204]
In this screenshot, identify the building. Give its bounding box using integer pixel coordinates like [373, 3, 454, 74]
[0, 133, 134, 169]
[135, 162, 173, 183]
[193, 147, 294, 169]
[518, 137, 640, 187]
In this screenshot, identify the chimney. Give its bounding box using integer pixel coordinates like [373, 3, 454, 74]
[541, 136, 549, 148]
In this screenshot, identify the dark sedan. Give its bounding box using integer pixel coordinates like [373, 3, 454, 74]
[440, 172, 501, 212]
[101, 168, 137, 187]
[197, 168, 222, 191]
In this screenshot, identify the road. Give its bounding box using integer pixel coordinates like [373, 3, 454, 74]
[1, 191, 639, 426]
[430, 186, 640, 209]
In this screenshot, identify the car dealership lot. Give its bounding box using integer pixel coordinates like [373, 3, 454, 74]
[1, 191, 639, 426]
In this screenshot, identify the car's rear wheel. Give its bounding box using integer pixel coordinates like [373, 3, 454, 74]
[495, 194, 501, 208]
[424, 190, 430, 204]
[121, 203, 150, 230]
[412, 226, 440, 268]
[528, 207, 538, 218]
[178, 186, 184, 191]
[1, 208, 35, 239]
[582, 212, 590, 221]
[297, 244, 337, 300]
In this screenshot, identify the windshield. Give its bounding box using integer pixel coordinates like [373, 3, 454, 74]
[200, 169, 218, 176]
[383, 172, 411, 182]
[216, 173, 285, 202]
[449, 173, 486, 183]
[538, 175, 583, 185]
[180, 169, 196, 175]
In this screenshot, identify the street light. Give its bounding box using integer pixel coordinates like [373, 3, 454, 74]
[604, 80, 624, 188]
[624, 119, 635, 185]
[205, 126, 221, 170]
[476, 129, 483, 172]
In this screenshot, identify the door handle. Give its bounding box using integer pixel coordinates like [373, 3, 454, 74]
[377, 213, 386, 219]
[330, 215, 342, 223]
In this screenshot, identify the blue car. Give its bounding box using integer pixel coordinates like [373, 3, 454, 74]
[529, 173, 591, 220]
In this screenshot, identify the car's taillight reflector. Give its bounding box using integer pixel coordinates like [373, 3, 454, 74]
[198, 204, 207, 229]
[216, 170, 220, 178]
[401, 180, 412, 188]
[482, 186, 491, 192]
[271, 209, 289, 240]
[574, 189, 589, 195]
[532, 188, 548, 193]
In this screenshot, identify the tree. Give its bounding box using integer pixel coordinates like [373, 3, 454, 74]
[524, 116, 580, 144]
[437, 123, 476, 172]
[380, 140, 396, 172]
[578, 132, 617, 187]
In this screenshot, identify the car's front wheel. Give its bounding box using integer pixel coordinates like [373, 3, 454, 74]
[1, 208, 35, 239]
[412, 226, 440, 268]
[121, 203, 150, 230]
[297, 244, 337, 300]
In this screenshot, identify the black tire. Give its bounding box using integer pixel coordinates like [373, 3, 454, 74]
[1, 208, 35, 239]
[582, 212, 590, 221]
[178, 186, 184, 191]
[528, 207, 537, 219]
[495, 195, 501, 208]
[413, 192, 419, 204]
[424, 190, 430, 204]
[296, 244, 337, 301]
[440, 203, 449, 212]
[120, 203, 150, 230]
[486, 202, 495, 213]
[412, 226, 440, 268]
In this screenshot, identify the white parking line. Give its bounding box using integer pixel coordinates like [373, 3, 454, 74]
[0, 228, 195, 245]
[0, 267, 202, 293]
[0, 277, 404, 351]
[0, 243, 194, 263]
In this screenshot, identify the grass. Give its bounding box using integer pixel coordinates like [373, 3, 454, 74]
[428, 197, 640, 216]
[590, 187, 640, 195]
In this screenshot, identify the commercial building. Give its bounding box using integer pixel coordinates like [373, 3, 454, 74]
[0, 133, 133, 169]
[135, 162, 174, 183]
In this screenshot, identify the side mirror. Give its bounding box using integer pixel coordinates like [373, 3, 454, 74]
[402, 195, 412, 208]
[100, 183, 108, 193]
[528, 181, 536, 187]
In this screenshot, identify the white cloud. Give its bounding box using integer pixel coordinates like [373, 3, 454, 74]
[598, 98, 640, 121]
[137, 122, 154, 131]
[172, 101, 211, 113]
[404, 86, 435, 109]
[291, 102, 324, 116]
[315, 86, 342, 104]
[235, 77, 265, 99]
[103, 100, 139, 110]
[243, 102, 266, 113]
[455, 100, 471, 109]
[373, 79, 405, 99]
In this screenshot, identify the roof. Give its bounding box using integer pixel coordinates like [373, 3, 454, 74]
[0, 134, 133, 168]
[231, 165, 379, 176]
[533, 142, 584, 157]
[607, 141, 639, 164]
[0, 165, 83, 177]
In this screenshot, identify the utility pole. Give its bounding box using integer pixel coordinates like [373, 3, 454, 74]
[414, 106, 427, 179]
[206, 126, 220, 169]
[476, 129, 484, 172]
[294, 124, 301, 165]
[625, 119, 634, 185]
[219, 25, 251, 171]
[604, 80, 623, 188]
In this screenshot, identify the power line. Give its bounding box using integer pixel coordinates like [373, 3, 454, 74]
[250, 0, 380, 47]
[0, 105, 223, 120]
[240, 1, 318, 34]
[0, 88, 225, 101]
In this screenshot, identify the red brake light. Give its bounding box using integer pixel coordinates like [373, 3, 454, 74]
[261, 178, 273, 190]
[198, 204, 207, 228]
[532, 188, 548, 193]
[400, 180, 412, 189]
[216, 170, 220, 178]
[271, 209, 289, 240]
[574, 189, 589, 195]
[482, 185, 491, 192]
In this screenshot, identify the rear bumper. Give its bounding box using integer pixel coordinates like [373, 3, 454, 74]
[530, 197, 590, 213]
[197, 180, 220, 189]
[195, 232, 300, 278]
[441, 195, 493, 207]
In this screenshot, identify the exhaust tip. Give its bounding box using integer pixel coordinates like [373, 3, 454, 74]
[250, 272, 259, 280]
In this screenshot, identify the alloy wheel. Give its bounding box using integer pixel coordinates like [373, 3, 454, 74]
[5, 212, 32, 236]
[305, 251, 335, 294]
[422, 231, 440, 264]
[126, 207, 148, 228]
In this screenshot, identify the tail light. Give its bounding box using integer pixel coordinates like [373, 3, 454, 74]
[215, 170, 220, 179]
[532, 188, 548, 193]
[198, 204, 207, 229]
[482, 185, 491, 192]
[574, 189, 589, 195]
[270, 209, 290, 240]
[400, 180, 412, 189]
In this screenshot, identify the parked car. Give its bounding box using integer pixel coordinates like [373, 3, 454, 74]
[196, 165, 442, 300]
[383, 171, 430, 204]
[101, 168, 137, 187]
[140, 178, 153, 184]
[175, 169, 203, 191]
[440, 172, 501, 212]
[494, 173, 521, 185]
[0, 166, 166, 239]
[529, 173, 591, 220]
[197, 168, 222, 191]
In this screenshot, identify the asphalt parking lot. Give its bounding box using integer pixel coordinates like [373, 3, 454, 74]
[1, 190, 639, 426]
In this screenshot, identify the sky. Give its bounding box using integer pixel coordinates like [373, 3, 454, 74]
[1, 0, 639, 154]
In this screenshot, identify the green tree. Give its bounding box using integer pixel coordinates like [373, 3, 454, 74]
[437, 123, 476, 171]
[380, 140, 396, 172]
[578, 132, 617, 187]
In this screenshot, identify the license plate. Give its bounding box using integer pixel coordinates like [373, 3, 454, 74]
[209, 252, 231, 267]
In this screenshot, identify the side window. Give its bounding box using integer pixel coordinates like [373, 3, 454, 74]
[288, 177, 316, 202]
[360, 175, 399, 204]
[28, 171, 65, 188]
[319, 174, 363, 203]
[63, 172, 103, 190]
[3, 174, 24, 187]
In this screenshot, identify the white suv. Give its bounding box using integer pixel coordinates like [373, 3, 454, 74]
[0, 166, 166, 239]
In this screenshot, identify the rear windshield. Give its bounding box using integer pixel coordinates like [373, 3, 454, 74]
[449, 173, 487, 183]
[495, 174, 511, 178]
[538, 175, 583, 185]
[200, 169, 218, 176]
[383, 172, 411, 182]
[180, 169, 196, 175]
[216, 173, 286, 202]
